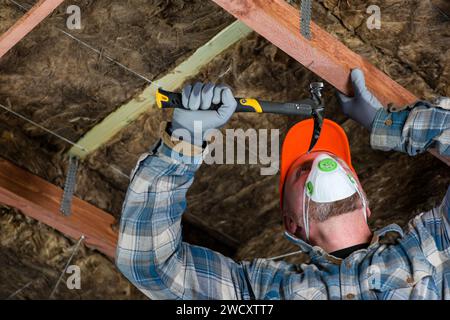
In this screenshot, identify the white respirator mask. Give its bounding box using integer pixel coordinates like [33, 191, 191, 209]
[302, 153, 367, 241]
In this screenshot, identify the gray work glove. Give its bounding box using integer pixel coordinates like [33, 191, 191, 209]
[337, 69, 384, 131]
[169, 82, 237, 146]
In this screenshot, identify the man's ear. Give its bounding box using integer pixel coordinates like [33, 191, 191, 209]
[367, 207, 372, 219]
[283, 215, 298, 235]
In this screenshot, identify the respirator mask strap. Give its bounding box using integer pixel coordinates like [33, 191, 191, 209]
[303, 186, 311, 242]
[355, 186, 368, 222]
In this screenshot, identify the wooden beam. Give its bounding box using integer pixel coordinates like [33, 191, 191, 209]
[212, 0, 416, 107]
[69, 20, 252, 159]
[0, 158, 118, 258]
[212, 0, 450, 166]
[0, 0, 65, 59]
[0, 158, 240, 258]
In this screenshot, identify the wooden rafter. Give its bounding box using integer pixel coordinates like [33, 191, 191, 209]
[0, 158, 118, 258]
[211, 0, 449, 166]
[0, 157, 239, 258]
[213, 0, 416, 106]
[0, 0, 65, 59]
[69, 20, 252, 159]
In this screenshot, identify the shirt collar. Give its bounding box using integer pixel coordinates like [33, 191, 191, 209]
[283, 232, 330, 262]
[370, 223, 404, 245]
[283, 223, 404, 263]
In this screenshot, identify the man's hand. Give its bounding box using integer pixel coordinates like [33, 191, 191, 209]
[169, 82, 237, 146]
[337, 69, 384, 130]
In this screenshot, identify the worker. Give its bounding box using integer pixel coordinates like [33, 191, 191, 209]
[116, 69, 450, 300]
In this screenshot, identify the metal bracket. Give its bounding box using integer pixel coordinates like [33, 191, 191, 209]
[60, 155, 79, 216]
[300, 0, 312, 40]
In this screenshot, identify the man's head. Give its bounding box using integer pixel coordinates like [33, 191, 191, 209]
[282, 152, 371, 249]
[280, 120, 372, 252]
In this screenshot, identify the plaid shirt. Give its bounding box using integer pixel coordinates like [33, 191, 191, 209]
[116, 102, 450, 300]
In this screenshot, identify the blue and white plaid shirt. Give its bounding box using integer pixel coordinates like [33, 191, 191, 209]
[116, 102, 450, 300]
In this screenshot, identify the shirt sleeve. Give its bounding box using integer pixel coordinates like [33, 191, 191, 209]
[115, 130, 256, 299]
[407, 185, 450, 255]
[370, 101, 450, 156]
[442, 186, 450, 236]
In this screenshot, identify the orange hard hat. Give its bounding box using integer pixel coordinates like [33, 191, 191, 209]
[280, 119, 355, 204]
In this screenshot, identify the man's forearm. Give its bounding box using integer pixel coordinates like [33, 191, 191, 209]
[116, 131, 202, 298]
[370, 101, 450, 156]
[116, 134, 252, 299]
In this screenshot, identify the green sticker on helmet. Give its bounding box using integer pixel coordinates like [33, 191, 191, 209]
[306, 181, 314, 196]
[318, 158, 337, 172]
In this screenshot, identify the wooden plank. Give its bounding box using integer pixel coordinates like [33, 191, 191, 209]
[212, 0, 450, 166]
[211, 0, 416, 107]
[69, 20, 253, 159]
[0, 158, 118, 258]
[0, 158, 240, 258]
[0, 0, 65, 59]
